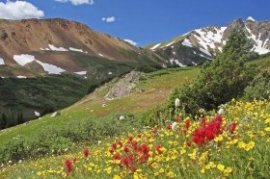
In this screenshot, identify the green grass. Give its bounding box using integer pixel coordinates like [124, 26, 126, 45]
[0, 67, 199, 163]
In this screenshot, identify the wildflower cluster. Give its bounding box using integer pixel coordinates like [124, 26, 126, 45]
[0, 100, 269, 179]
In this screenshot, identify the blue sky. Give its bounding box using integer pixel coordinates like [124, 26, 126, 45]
[1, 0, 270, 46]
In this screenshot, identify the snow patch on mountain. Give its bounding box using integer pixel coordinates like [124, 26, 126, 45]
[194, 27, 227, 55]
[69, 47, 84, 53]
[37, 61, 65, 74]
[14, 54, 65, 74]
[48, 44, 68, 52]
[14, 54, 36, 66]
[150, 43, 161, 50]
[245, 26, 270, 55]
[75, 71, 87, 75]
[182, 39, 193, 47]
[246, 16, 256, 22]
[163, 41, 175, 48]
[170, 59, 186, 67]
[17, 76, 27, 79]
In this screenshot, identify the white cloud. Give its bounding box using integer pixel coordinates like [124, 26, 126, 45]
[55, 0, 94, 5]
[124, 39, 137, 46]
[0, 1, 44, 20]
[102, 16, 116, 23]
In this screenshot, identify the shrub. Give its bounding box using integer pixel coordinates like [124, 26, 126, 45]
[243, 70, 270, 100]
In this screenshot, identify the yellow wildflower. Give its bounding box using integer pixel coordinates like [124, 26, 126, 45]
[217, 164, 225, 172]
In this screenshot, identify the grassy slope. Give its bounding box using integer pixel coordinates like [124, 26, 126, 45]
[0, 54, 269, 146]
[0, 67, 199, 146]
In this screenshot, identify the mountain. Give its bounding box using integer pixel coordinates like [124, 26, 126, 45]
[147, 17, 270, 67]
[0, 18, 164, 77]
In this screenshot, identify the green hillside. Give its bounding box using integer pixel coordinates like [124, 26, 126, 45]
[0, 54, 269, 165]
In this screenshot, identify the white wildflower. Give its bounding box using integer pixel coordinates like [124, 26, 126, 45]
[175, 98, 180, 108]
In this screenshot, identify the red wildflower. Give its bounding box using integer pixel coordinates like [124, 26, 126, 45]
[121, 154, 136, 172]
[83, 148, 90, 158]
[152, 127, 158, 134]
[228, 122, 237, 133]
[192, 128, 206, 145]
[155, 144, 162, 154]
[186, 140, 192, 147]
[109, 148, 114, 154]
[113, 152, 121, 160]
[65, 160, 73, 174]
[137, 134, 142, 138]
[175, 115, 180, 122]
[139, 143, 150, 154]
[192, 115, 223, 146]
[130, 141, 138, 151]
[167, 124, 172, 130]
[112, 143, 117, 150]
[200, 118, 207, 127]
[185, 119, 190, 129]
[123, 146, 130, 153]
[128, 135, 133, 142]
[118, 141, 123, 148]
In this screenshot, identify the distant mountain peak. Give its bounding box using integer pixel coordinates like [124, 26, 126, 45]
[246, 16, 256, 22]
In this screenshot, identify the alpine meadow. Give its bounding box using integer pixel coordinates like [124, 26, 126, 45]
[0, 1, 269, 179]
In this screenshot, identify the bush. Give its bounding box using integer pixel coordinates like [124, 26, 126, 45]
[170, 29, 255, 115]
[243, 70, 270, 100]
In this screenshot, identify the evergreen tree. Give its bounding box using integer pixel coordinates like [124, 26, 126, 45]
[173, 29, 255, 115]
[17, 112, 25, 125]
[0, 113, 7, 129]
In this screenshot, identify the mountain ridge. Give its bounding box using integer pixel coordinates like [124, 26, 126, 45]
[147, 17, 270, 67]
[0, 18, 164, 77]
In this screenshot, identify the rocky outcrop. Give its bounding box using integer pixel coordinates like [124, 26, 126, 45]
[105, 71, 143, 100]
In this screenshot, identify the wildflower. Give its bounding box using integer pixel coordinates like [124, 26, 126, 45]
[105, 166, 112, 174]
[113, 175, 121, 179]
[246, 141, 255, 151]
[175, 98, 180, 108]
[167, 124, 172, 130]
[155, 144, 163, 154]
[113, 152, 121, 160]
[172, 122, 178, 131]
[83, 148, 90, 157]
[64, 160, 73, 174]
[112, 143, 117, 150]
[217, 164, 225, 172]
[224, 167, 233, 176]
[175, 115, 180, 122]
[205, 162, 216, 169]
[200, 117, 207, 127]
[264, 127, 270, 132]
[166, 171, 175, 178]
[123, 146, 130, 153]
[188, 150, 197, 160]
[218, 108, 224, 115]
[228, 122, 237, 133]
[152, 127, 158, 134]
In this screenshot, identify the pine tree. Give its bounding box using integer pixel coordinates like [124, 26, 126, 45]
[0, 113, 7, 129]
[17, 112, 25, 125]
[174, 29, 255, 115]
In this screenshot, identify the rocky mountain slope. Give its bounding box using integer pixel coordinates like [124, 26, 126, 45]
[0, 18, 164, 77]
[147, 17, 270, 67]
